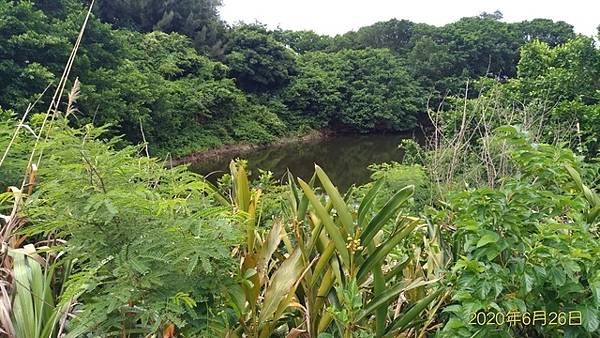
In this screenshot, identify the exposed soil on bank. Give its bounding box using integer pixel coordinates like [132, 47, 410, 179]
[172, 129, 334, 166]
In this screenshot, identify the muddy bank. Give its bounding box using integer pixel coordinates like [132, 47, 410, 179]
[172, 129, 334, 166]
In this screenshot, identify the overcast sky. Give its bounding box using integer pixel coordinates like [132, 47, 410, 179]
[220, 0, 599, 38]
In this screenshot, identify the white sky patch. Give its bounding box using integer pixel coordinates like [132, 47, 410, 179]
[219, 0, 599, 38]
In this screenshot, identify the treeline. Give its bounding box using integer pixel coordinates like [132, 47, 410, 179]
[0, 1, 598, 156]
[2, 2, 600, 337]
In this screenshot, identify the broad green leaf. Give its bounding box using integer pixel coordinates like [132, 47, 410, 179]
[524, 272, 535, 293]
[591, 279, 600, 303]
[581, 304, 599, 332]
[227, 284, 246, 317]
[566, 164, 600, 206]
[476, 231, 499, 248]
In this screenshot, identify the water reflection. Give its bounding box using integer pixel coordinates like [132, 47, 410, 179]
[190, 133, 419, 190]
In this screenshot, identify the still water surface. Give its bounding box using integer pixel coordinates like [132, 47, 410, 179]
[190, 133, 418, 190]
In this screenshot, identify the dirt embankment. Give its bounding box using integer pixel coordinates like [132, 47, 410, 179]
[172, 129, 334, 166]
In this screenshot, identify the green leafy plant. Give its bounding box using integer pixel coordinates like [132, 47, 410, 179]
[435, 126, 600, 337]
[6, 245, 73, 338]
[218, 161, 445, 337]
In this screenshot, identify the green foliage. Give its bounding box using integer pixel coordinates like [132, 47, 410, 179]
[516, 37, 600, 102]
[3, 2, 600, 338]
[284, 49, 424, 131]
[406, 35, 459, 94]
[13, 119, 241, 336]
[516, 19, 576, 46]
[0, 1, 66, 109]
[440, 14, 521, 79]
[225, 24, 298, 92]
[513, 37, 600, 155]
[272, 29, 333, 53]
[350, 19, 418, 55]
[434, 127, 600, 337]
[281, 53, 344, 128]
[1, 1, 589, 160]
[368, 162, 431, 212]
[332, 14, 578, 98]
[0, 2, 289, 157]
[327, 279, 375, 337]
[217, 163, 444, 337]
[0, 109, 29, 191]
[93, 0, 226, 55]
[74, 29, 288, 156]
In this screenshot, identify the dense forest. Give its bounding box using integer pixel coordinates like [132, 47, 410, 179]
[2, 1, 597, 157]
[1, 0, 599, 337]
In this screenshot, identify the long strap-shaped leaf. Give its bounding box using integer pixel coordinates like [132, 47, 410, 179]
[370, 245, 387, 337]
[307, 199, 333, 256]
[358, 179, 384, 227]
[313, 267, 335, 326]
[258, 249, 303, 324]
[230, 161, 250, 211]
[296, 172, 316, 223]
[361, 185, 414, 246]
[357, 219, 419, 283]
[311, 241, 336, 287]
[11, 251, 35, 338]
[356, 278, 439, 322]
[9, 246, 59, 338]
[315, 165, 354, 235]
[298, 178, 350, 268]
[256, 220, 283, 285]
[383, 287, 444, 336]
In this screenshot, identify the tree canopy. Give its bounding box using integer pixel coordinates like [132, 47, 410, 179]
[93, 0, 226, 55]
[224, 24, 297, 92]
[0, 2, 593, 157]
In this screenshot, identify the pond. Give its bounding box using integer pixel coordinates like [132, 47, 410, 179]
[189, 133, 421, 190]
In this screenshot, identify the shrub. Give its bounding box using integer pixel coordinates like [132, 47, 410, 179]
[433, 127, 600, 337]
[10, 118, 242, 336]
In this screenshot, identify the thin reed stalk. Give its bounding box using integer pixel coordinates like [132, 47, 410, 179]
[0, 84, 52, 169]
[0, 2, 96, 338]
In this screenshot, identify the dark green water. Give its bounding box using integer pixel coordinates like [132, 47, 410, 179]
[190, 133, 419, 190]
